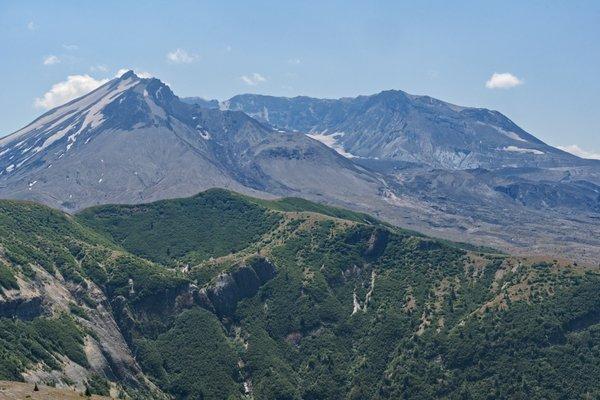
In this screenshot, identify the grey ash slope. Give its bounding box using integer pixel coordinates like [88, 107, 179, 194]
[0, 71, 384, 212]
[221, 91, 588, 169]
[217, 91, 600, 262]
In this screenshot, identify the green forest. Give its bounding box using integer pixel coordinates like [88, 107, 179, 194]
[0, 190, 599, 399]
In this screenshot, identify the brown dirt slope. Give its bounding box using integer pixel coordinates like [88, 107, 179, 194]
[0, 381, 111, 400]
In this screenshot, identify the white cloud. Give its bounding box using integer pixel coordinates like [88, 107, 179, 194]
[43, 55, 60, 66]
[287, 58, 301, 65]
[115, 68, 153, 79]
[90, 64, 108, 73]
[241, 73, 267, 86]
[115, 69, 130, 78]
[137, 71, 153, 79]
[34, 75, 109, 110]
[485, 72, 524, 89]
[556, 144, 600, 160]
[166, 48, 198, 64]
[27, 21, 36, 31]
[62, 44, 78, 51]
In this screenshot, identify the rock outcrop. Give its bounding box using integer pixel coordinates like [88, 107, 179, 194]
[205, 257, 277, 318]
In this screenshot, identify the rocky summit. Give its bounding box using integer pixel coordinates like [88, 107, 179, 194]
[220, 91, 588, 169]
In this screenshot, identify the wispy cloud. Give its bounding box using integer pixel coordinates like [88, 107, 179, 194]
[43, 55, 60, 66]
[166, 48, 198, 64]
[90, 65, 108, 73]
[34, 75, 108, 110]
[27, 21, 36, 31]
[241, 73, 267, 86]
[62, 44, 78, 51]
[287, 58, 301, 65]
[485, 72, 523, 89]
[556, 144, 600, 160]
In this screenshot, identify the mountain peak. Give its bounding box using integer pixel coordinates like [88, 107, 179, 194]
[118, 70, 139, 80]
[0, 73, 179, 175]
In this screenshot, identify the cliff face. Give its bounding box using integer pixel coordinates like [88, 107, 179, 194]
[0, 262, 162, 397]
[0, 296, 43, 320]
[112, 257, 277, 329]
[205, 257, 277, 317]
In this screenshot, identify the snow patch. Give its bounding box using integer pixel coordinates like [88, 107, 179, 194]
[66, 77, 139, 148]
[1, 76, 141, 162]
[17, 156, 33, 168]
[477, 122, 527, 142]
[306, 132, 358, 158]
[501, 146, 544, 155]
[33, 125, 73, 154]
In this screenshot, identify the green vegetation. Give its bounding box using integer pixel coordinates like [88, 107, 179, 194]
[1, 190, 599, 399]
[0, 200, 116, 288]
[86, 374, 110, 396]
[0, 260, 18, 290]
[76, 189, 282, 264]
[247, 195, 381, 225]
[138, 308, 241, 399]
[0, 315, 87, 380]
[104, 254, 188, 304]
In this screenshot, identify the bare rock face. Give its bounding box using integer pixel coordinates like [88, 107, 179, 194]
[250, 256, 278, 283]
[0, 263, 162, 397]
[221, 91, 590, 170]
[363, 228, 390, 260]
[109, 257, 277, 332]
[205, 257, 277, 318]
[206, 273, 240, 317]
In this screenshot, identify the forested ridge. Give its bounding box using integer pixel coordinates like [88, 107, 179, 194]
[0, 189, 598, 399]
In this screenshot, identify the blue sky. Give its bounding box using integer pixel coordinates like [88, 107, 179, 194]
[1, 1, 599, 157]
